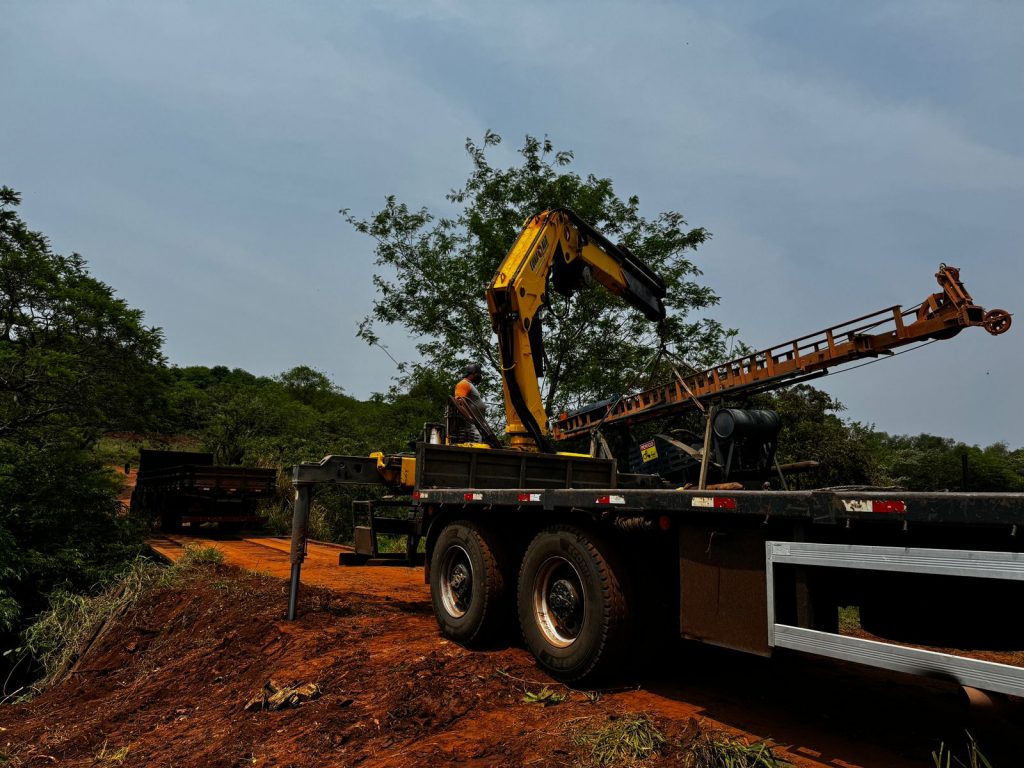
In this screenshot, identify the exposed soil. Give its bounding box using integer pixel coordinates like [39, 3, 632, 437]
[112, 464, 135, 509]
[1, 535, 1019, 767]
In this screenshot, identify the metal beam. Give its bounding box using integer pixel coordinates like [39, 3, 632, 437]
[765, 541, 1024, 696]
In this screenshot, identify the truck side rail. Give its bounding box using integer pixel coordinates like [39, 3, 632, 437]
[766, 541, 1024, 697]
[409, 487, 1024, 528]
[135, 465, 277, 493]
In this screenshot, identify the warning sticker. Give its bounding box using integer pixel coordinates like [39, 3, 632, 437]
[640, 440, 658, 463]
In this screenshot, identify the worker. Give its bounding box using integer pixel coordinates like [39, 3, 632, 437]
[452, 362, 486, 442]
[455, 362, 484, 402]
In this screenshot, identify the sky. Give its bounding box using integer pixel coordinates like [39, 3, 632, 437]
[2, 1, 1021, 446]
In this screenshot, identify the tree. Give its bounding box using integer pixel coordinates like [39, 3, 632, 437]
[0, 185, 163, 643]
[343, 132, 735, 425]
[0, 186, 165, 441]
[276, 365, 340, 407]
[754, 385, 874, 487]
[870, 433, 1024, 492]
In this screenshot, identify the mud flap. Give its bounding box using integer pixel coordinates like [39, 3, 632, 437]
[679, 525, 770, 656]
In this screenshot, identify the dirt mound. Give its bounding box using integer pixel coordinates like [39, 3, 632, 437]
[0, 563, 776, 767]
[4, 540, 1020, 767]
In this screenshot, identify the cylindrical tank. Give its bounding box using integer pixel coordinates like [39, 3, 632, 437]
[713, 408, 781, 440]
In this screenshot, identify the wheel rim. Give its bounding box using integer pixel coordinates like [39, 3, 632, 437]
[439, 544, 473, 618]
[533, 555, 585, 648]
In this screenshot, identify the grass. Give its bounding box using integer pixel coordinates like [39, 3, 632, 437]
[683, 733, 793, 768]
[22, 545, 224, 691]
[23, 558, 160, 689]
[932, 732, 994, 768]
[375, 534, 426, 555]
[522, 686, 567, 706]
[262, 496, 334, 541]
[572, 716, 792, 768]
[92, 741, 130, 764]
[838, 606, 861, 634]
[176, 544, 224, 567]
[573, 715, 666, 766]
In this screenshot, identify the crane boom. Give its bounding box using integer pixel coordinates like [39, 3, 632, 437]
[553, 264, 1010, 440]
[486, 208, 666, 451]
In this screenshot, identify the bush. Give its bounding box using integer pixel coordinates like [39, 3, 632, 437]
[23, 558, 161, 689]
[17, 547, 226, 694]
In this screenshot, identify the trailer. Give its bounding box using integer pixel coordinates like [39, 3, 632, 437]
[287, 444, 1024, 697]
[131, 449, 277, 532]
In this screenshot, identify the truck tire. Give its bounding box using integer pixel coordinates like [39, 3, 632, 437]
[517, 525, 631, 682]
[430, 520, 509, 645]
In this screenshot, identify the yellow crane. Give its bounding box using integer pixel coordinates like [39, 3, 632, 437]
[484, 208, 667, 451]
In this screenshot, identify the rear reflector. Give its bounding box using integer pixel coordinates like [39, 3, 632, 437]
[841, 499, 907, 514]
[596, 495, 626, 505]
[518, 493, 541, 503]
[691, 496, 737, 509]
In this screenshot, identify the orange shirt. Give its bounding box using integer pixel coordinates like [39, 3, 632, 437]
[454, 379, 472, 398]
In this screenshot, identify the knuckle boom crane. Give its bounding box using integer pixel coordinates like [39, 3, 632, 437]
[287, 209, 1022, 698]
[296, 208, 1010, 491]
[481, 210, 1010, 480]
[484, 208, 667, 452]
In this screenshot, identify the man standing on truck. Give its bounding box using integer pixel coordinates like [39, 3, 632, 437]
[451, 362, 486, 443]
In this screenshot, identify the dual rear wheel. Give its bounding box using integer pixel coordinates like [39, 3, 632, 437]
[429, 521, 631, 681]
[430, 520, 509, 644]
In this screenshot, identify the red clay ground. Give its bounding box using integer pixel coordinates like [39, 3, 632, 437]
[1, 535, 1019, 767]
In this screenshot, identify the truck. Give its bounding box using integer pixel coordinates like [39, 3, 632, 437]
[130, 449, 278, 532]
[287, 209, 1023, 698]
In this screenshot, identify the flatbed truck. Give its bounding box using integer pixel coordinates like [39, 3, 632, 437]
[288, 444, 1024, 697]
[131, 449, 277, 532]
[285, 209, 1019, 694]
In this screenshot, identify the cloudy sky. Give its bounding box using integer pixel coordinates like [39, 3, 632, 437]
[2, 1, 1021, 446]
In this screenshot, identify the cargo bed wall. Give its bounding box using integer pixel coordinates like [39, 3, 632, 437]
[415, 443, 616, 490]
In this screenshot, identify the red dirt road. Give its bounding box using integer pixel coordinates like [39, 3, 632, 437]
[135, 534, 1022, 767]
[150, 534, 429, 605]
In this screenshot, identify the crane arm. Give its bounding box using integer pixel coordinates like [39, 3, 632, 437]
[485, 208, 666, 451]
[553, 264, 1011, 440]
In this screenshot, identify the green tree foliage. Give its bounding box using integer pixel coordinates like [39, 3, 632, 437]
[752, 384, 1023, 492]
[754, 385, 875, 488]
[0, 186, 163, 642]
[162, 364, 444, 466]
[870, 433, 1024, 492]
[276, 365, 339, 403]
[343, 131, 735, 418]
[0, 187, 165, 442]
